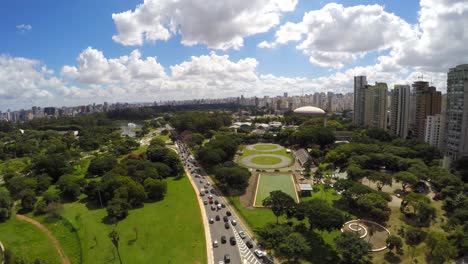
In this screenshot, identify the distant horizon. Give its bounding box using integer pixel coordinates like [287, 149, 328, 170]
[1, 0, 466, 111]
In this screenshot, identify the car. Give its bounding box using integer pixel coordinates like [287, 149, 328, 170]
[225, 223, 230, 229]
[231, 220, 237, 226]
[223, 216, 228, 222]
[209, 199, 214, 204]
[208, 195, 213, 199]
[215, 215, 220, 221]
[209, 218, 214, 224]
[217, 204, 222, 210]
[200, 192, 205, 197]
[199, 180, 203, 184]
[229, 236, 236, 245]
[203, 200, 208, 205]
[221, 203, 226, 208]
[213, 240, 219, 248]
[239, 231, 246, 239]
[211, 205, 216, 210]
[206, 182, 211, 186]
[226, 211, 231, 216]
[433, 193, 443, 200]
[246, 240, 253, 248]
[214, 200, 219, 205]
[254, 249, 264, 258]
[221, 235, 226, 244]
[205, 189, 209, 194]
[218, 261, 224, 264]
[224, 254, 230, 263]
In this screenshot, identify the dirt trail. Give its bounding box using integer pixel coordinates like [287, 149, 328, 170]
[16, 214, 71, 264]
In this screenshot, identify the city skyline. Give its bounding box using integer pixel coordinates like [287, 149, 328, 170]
[1, 0, 468, 111]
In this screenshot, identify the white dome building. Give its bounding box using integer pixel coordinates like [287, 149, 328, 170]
[293, 106, 326, 116]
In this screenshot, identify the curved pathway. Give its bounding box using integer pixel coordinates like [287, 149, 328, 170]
[16, 214, 71, 264]
[240, 154, 292, 169]
[246, 143, 284, 152]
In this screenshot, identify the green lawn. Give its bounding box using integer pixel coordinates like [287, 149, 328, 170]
[0, 216, 61, 263]
[252, 144, 279, 151]
[0, 157, 31, 175]
[255, 174, 298, 206]
[228, 196, 283, 230]
[31, 215, 83, 264]
[302, 184, 340, 206]
[250, 156, 282, 165]
[62, 177, 206, 264]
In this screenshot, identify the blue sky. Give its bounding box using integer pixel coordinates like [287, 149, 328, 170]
[0, 0, 466, 111]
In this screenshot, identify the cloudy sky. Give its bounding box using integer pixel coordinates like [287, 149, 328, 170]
[1, 0, 467, 111]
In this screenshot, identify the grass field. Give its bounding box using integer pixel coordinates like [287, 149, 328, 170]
[252, 144, 279, 151]
[240, 145, 291, 159]
[254, 174, 298, 206]
[0, 216, 61, 263]
[250, 156, 282, 165]
[302, 184, 340, 206]
[62, 177, 206, 264]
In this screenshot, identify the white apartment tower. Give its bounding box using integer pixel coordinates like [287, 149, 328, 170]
[390, 85, 410, 138]
[425, 114, 445, 149]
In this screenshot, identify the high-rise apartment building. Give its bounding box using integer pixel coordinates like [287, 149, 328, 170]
[425, 114, 445, 149]
[363, 82, 388, 130]
[390, 85, 411, 138]
[412, 81, 442, 140]
[353, 76, 368, 126]
[445, 64, 468, 161]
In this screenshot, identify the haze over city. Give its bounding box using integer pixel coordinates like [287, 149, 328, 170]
[2, 0, 467, 111]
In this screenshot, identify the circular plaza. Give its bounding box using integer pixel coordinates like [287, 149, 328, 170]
[239, 144, 293, 169]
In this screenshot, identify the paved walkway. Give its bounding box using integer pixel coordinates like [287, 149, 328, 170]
[239, 154, 292, 169]
[15, 214, 71, 264]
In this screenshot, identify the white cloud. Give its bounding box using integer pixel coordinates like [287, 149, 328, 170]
[16, 24, 32, 32]
[260, 3, 415, 68]
[0, 55, 56, 109]
[61, 47, 167, 84]
[112, 0, 297, 50]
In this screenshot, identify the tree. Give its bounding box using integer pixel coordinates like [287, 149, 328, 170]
[394, 171, 418, 193]
[20, 189, 37, 212]
[335, 232, 372, 264]
[257, 223, 294, 249]
[277, 233, 310, 262]
[426, 231, 457, 263]
[405, 227, 426, 246]
[87, 155, 117, 177]
[356, 193, 390, 222]
[367, 171, 392, 191]
[46, 202, 64, 219]
[263, 191, 296, 224]
[401, 192, 436, 226]
[0, 187, 12, 222]
[144, 178, 167, 201]
[33, 153, 71, 182]
[386, 235, 403, 253]
[109, 229, 123, 264]
[6, 176, 37, 199]
[300, 199, 344, 232]
[56, 175, 83, 200]
[106, 198, 130, 222]
[213, 164, 251, 193]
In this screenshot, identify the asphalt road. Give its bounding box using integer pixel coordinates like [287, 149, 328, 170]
[176, 140, 267, 264]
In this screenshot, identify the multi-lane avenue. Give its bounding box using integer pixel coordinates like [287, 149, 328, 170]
[176, 139, 268, 264]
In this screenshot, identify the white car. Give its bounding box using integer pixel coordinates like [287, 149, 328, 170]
[238, 231, 246, 239]
[213, 240, 219, 247]
[254, 249, 264, 258]
[231, 219, 237, 226]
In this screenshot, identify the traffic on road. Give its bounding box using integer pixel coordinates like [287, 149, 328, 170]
[175, 139, 270, 264]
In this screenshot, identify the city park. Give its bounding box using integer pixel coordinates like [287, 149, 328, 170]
[0, 106, 463, 264]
